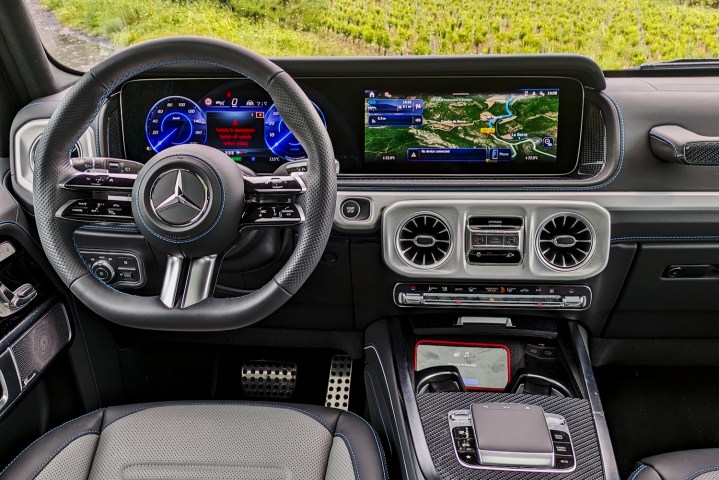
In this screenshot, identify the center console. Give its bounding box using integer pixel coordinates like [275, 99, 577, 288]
[363, 318, 618, 480]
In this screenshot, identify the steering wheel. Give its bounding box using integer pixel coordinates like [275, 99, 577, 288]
[32, 37, 337, 331]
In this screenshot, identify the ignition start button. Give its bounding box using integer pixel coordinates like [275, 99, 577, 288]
[340, 199, 361, 219]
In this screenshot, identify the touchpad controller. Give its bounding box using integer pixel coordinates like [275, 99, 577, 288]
[448, 403, 576, 472]
[472, 403, 553, 467]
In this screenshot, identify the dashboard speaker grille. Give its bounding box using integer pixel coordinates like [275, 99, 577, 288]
[577, 102, 606, 176]
[397, 213, 452, 268]
[537, 214, 594, 271]
[10, 304, 71, 388]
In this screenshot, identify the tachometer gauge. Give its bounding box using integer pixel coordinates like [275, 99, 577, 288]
[263, 102, 326, 161]
[145, 96, 207, 153]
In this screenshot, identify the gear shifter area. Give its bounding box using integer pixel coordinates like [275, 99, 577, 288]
[0, 242, 37, 317]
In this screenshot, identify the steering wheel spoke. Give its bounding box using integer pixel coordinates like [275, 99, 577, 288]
[160, 254, 221, 309]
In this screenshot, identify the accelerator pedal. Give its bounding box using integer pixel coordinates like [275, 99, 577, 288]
[241, 361, 297, 399]
[325, 354, 353, 410]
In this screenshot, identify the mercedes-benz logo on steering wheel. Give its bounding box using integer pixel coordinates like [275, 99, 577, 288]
[149, 169, 209, 227]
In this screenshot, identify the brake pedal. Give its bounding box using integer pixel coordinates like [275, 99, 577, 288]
[325, 354, 353, 410]
[241, 361, 297, 399]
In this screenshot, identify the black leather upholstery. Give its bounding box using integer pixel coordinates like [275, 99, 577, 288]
[0, 402, 386, 480]
[0, 409, 105, 480]
[631, 449, 719, 480]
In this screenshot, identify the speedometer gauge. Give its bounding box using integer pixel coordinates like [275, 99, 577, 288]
[145, 96, 207, 153]
[263, 102, 326, 161]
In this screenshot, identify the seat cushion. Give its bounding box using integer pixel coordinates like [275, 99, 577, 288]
[0, 402, 387, 480]
[630, 449, 719, 480]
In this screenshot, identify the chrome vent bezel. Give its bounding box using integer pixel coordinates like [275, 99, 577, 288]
[396, 212, 453, 269]
[536, 213, 595, 271]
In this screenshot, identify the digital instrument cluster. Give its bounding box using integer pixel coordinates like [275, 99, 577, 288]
[122, 79, 326, 173]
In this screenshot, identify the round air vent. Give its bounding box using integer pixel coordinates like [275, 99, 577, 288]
[29, 136, 82, 171]
[536, 213, 594, 271]
[396, 213, 452, 269]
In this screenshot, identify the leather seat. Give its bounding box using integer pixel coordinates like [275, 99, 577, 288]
[0, 402, 387, 480]
[630, 449, 719, 479]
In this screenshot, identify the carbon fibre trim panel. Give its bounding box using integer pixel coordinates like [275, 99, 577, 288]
[416, 392, 603, 479]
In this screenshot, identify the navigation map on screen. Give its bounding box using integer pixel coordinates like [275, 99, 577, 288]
[364, 89, 559, 165]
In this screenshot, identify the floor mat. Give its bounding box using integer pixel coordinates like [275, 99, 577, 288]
[596, 366, 719, 477]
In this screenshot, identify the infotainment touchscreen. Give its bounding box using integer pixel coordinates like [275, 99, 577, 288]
[362, 83, 581, 176]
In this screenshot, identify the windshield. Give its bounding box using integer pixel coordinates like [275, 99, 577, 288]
[26, 0, 719, 71]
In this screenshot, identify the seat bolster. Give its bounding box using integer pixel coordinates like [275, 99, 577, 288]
[634, 449, 719, 480]
[630, 463, 662, 480]
[0, 409, 105, 480]
[334, 411, 387, 480]
[101, 401, 345, 431]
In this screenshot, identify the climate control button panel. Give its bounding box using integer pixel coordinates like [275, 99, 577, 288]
[395, 283, 591, 309]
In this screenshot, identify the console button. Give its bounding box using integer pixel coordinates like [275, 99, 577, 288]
[554, 455, 575, 469]
[455, 438, 476, 453]
[452, 426, 474, 439]
[471, 233, 487, 247]
[340, 199, 361, 219]
[449, 412, 471, 421]
[550, 430, 569, 442]
[459, 452, 479, 465]
[487, 234, 504, 246]
[553, 442, 572, 455]
[504, 233, 519, 246]
[546, 415, 566, 428]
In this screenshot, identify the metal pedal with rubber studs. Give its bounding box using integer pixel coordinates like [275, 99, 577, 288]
[241, 361, 297, 399]
[325, 354, 353, 410]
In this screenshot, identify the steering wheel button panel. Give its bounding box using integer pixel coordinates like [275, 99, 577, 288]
[244, 175, 305, 195]
[59, 199, 133, 222]
[241, 203, 305, 228]
[80, 251, 144, 288]
[61, 171, 137, 191]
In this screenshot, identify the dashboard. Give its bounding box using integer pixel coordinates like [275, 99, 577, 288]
[13, 54, 719, 338]
[119, 76, 584, 176]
